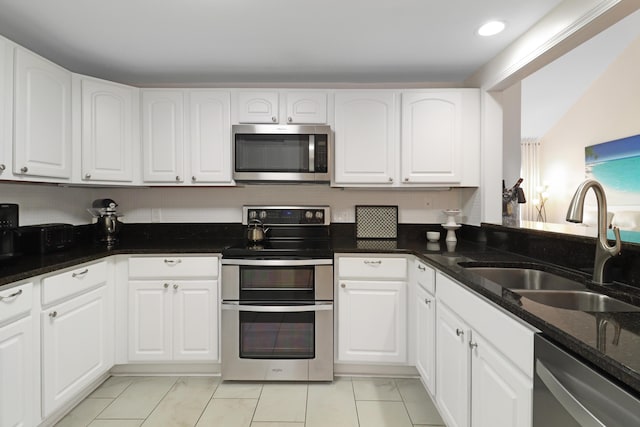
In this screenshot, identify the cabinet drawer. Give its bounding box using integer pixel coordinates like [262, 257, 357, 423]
[415, 260, 435, 294]
[338, 257, 407, 279]
[128, 256, 218, 279]
[42, 261, 107, 306]
[0, 282, 33, 324]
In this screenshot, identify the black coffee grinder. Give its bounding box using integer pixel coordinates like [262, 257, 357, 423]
[88, 199, 122, 247]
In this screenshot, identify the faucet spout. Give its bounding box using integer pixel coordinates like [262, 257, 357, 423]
[566, 179, 621, 284]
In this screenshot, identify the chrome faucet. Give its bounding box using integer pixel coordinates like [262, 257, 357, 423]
[566, 179, 621, 284]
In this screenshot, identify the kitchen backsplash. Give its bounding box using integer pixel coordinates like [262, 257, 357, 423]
[1, 182, 475, 226]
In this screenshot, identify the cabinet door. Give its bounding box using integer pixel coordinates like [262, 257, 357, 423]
[416, 285, 436, 396]
[128, 281, 172, 361]
[42, 285, 113, 417]
[0, 37, 11, 178]
[189, 91, 232, 183]
[0, 316, 34, 427]
[401, 91, 462, 184]
[334, 92, 396, 184]
[172, 280, 218, 361]
[141, 90, 184, 183]
[338, 279, 407, 363]
[237, 91, 279, 123]
[285, 91, 327, 124]
[436, 302, 470, 427]
[81, 78, 134, 182]
[14, 47, 71, 179]
[471, 333, 532, 427]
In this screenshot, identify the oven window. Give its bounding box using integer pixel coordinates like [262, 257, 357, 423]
[240, 266, 314, 291]
[239, 311, 314, 359]
[235, 134, 310, 172]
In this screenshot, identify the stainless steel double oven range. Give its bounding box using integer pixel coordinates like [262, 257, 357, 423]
[221, 206, 333, 381]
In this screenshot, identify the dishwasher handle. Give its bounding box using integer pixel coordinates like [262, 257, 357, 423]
[536, 360, 606, 427]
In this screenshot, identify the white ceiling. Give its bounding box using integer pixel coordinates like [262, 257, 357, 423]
[0, 0, 564, 86]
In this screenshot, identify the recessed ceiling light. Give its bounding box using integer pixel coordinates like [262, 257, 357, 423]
[478, 21, 506, 37]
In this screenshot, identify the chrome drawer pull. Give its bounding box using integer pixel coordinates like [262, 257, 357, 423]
[417, 264, 426, 271]
[0, 289, 23, 301]
[164, 259, 182, 265]
[456, 329, 464, 337]
[72, 269, 89, 278]
[49, 311, 58, 318]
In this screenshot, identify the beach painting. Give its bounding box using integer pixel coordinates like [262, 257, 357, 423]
[585, 134, 640, 205]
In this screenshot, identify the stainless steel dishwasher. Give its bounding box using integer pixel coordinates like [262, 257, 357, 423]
[533, 334, 640, 426]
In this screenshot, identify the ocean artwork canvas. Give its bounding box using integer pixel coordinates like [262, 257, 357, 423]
[585, 134, 640, 205]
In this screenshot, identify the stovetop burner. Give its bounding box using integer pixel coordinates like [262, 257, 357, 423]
[222, 205, 333, 260]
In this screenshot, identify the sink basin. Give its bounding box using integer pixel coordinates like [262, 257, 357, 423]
[516, 290, 640, 312]
[460, 265, 586, 291]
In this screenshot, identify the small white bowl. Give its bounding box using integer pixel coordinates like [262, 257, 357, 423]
[426, 231, 440, 242]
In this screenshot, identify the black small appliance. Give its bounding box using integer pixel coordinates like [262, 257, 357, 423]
[0, 203, 19, 260]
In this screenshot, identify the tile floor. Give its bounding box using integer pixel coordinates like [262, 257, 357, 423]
[55, 375, 445, 427]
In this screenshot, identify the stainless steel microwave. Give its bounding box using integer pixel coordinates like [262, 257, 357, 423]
[232, 124, 332, 183]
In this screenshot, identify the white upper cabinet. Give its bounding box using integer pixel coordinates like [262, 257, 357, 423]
[141, 90, 185, 183]
[284, 91, 327, 124]
[401, 89, 479, 186]
[13, 47, 72, 180]
[80, 77, 137, 182]
[0, 37, 12, 179]
[237, 91, 280, 123]
[189, 90, 232, 184]
[334, 91, 397, 185]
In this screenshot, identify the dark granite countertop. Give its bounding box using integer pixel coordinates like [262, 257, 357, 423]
[2, 221, 639, 397]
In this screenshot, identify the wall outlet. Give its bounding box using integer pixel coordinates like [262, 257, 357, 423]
[151, 208, 161, 223]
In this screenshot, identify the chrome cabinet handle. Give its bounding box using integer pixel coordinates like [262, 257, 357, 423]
[173, 284, 179, 290]
[0, 289, 23, 301]
[287, 116, 293, 122]
[175, 176, 180, 182]
[0, 164, 5, 172]
[163, 283, 169, 289]
[404, 178, 409, 182]
[72, 268, 89, 278]
[388, 177, 393, 182]
[341, 283, 346, 288]
[49, 311, 58, 318]
[85, 173, 91, 179]
[271, 116, 277, 122]
[192, 176, 196, 182]
[417, 264, 426, 271]
[424, 298, 431, 306]
[164, 259, 182, 265]
[456, 329, 464, 337]
[364, 260, 382, 266]
[469, 341, 478, 350]
[20, 166, 28, 173]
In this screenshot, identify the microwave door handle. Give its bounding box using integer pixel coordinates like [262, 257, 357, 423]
[221, 301, 333, 312]
[309, 134, 315, 172]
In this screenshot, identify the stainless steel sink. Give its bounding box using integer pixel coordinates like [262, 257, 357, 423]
[516, 290, 640, 312]
[461, 265, 586, 291]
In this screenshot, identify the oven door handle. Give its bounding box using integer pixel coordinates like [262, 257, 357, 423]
[222, 259, 333, 266]
[221, 301, 333, 312]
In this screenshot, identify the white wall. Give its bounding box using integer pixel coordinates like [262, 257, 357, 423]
[539, 33, 640, 223]
[1, 182, 467, 226]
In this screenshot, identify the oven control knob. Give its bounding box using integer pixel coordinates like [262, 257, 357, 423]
[259, 211, 267, 220]
[305, 211, 313, 220]
[248, 210, 257, 220]
[315, 211, 324, 220]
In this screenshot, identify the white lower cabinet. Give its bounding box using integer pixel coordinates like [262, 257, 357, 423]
[0, 282, 35, 427]
[127, 256, 219, 362]
[128, 280, 217, 361]
[336, 255, 408, 364]
[41, 284, 113, 417]
[415, 280, 436, 395]
[435, 272, 535, 427]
